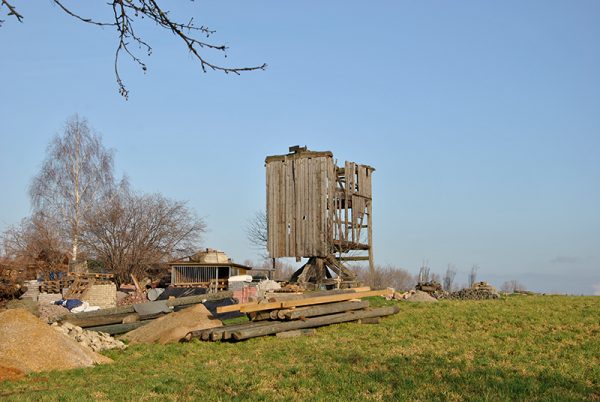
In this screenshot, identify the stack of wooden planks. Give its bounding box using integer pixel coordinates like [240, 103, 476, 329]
[182, 288, 398, 342]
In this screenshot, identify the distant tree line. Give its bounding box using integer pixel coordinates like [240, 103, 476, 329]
[1, 115, 205, 283]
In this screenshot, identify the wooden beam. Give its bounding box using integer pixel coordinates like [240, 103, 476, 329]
[216, 289, 393, 314]
[367, 201, 375, 279]
[86, 320, 151, 335]
[232, 306, 399, 340]
[337, 256, 370, 261]
[283, 300, 369, 320]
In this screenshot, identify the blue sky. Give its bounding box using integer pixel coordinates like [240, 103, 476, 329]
[1, 1, 599, 294]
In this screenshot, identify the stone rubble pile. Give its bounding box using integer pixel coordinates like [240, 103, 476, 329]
[51, 322, 127, 352]
[38, 302, 69, 322]
[414, 281, 500, 300]
[440, 287, 500, 300]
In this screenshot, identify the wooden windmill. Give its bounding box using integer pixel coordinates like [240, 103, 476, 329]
[265, 146, 375, 289]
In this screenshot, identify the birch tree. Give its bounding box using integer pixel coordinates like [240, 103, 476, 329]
[29, 115, 114, 262]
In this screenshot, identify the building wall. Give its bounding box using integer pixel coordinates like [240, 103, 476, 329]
[81, 283, 117, 309]
[266, 153, 335, 258]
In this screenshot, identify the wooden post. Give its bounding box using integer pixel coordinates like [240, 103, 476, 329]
[367, 200, 375, 279]
[271, 258, 276, 280]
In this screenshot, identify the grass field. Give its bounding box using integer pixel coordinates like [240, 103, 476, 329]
[1, 295, 598, 401]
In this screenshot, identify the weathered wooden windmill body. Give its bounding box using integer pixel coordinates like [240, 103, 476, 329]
[265, 146, 375, 289]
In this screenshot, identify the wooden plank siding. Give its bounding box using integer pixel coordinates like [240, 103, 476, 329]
[266, 150, 374, 262]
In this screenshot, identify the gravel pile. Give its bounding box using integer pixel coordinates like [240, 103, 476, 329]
[51, 322, 127, 352]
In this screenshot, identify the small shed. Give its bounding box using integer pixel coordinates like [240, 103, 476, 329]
[168, 249, 251, 290]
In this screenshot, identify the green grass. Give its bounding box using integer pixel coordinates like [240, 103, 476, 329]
[1, 296, 599, 401]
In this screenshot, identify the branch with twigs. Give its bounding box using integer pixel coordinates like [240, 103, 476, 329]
[1, 0, 267, 98]
[0, 0, 23, 25]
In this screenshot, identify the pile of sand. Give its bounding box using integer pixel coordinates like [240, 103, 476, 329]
[121, 303, 222, 344]
[0, 309, 111, 374]
[406, 290, 438, 303]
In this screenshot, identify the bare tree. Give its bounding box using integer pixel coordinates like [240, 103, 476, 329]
[81, 184, 206, 283]
[353, 265, 415, 291]
[443, 264, 457, 291]
[469, 264, 479, 287]
[418, 260, 430, 283]
[501, 280, 526, 293]
[29, 115, 115, 262]
[246, 210, 268, 258]
[1, 1, 266, 98]
[1, 212, 67, 273]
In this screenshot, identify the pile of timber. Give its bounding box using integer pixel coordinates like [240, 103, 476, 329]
[49, 291, 233, 335]
[182, 288, 398, 342]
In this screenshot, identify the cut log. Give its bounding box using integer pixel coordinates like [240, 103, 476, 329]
[122, 314, 140, 324]
[275, 329, 316, 338]
[250, 293, 368, 321]
[166, 292, 233, 308]
[232, 306, 399, 340]
[182, 319, 277, 342]
[247, 310, 273, 322]
[283, 300, 369, 320]
[357, 317, 380, 324]
[85, 320, 152, 335]
[60, 312, 134, 328]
